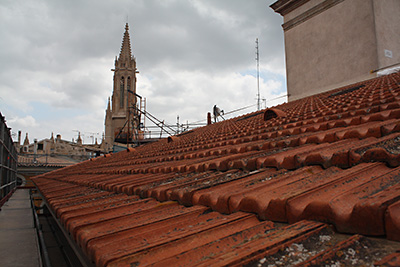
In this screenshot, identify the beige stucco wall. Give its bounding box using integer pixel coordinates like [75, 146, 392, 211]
[284, 0, 324, 22]
[373, 0, 400, 71]
[284, 0, 379, 101]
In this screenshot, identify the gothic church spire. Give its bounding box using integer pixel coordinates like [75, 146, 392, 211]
[119, 23, 132, 62]
[105, 23, 139, 152]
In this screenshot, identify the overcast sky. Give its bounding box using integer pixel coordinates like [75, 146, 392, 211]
[0, 0, 285, 144]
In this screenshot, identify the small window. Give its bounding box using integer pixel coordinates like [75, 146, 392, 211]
[264, 108, 286, 121]
[127, 77, 131, 106]
[120, 77, 125, 108]
[264, 110, 278, 120]
[38, 144, 43, 150]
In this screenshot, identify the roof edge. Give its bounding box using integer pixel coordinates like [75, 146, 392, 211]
[270, 0, 311, 16]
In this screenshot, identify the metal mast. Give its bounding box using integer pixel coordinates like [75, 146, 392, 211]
[255, 38, 260, 110]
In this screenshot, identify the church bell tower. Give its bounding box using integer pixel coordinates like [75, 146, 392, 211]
[104, 23, 140, 151]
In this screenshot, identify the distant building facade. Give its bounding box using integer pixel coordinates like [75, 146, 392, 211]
[104, 23, 141, 152]
[15, 132, 104, 186]
[15, 132, 101, 160]
[271, 0, 400, 101]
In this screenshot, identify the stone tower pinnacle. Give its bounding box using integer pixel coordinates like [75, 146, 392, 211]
[119, 23, 132, 62]
[104, 23, 140, 152]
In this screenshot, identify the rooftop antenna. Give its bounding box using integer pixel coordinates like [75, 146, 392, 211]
[255, 38, 260, 111]
[177, 115, 180, 134]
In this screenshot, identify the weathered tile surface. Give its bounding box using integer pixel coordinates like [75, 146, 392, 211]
[33, 72, 400, 266]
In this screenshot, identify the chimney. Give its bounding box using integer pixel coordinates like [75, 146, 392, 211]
[18, 130, 21, 145]
[207, 112, 212, 125]
[33, 139, 38, 164]
[34, 139, 38, 154]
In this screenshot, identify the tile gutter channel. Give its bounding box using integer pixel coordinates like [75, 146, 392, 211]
[30, 190, 50, 267]
[33, 188, 95, 267]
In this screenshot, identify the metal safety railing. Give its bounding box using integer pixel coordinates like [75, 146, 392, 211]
[0, 112, 18, 203]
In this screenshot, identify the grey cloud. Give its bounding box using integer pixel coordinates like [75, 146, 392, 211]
[0, 0, 285, 141]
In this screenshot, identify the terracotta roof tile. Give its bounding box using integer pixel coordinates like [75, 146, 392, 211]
[386, 201, 400, 241]
[107, 213, 263, 266]
[32, 72, 400, 265]
[301, 235, 381, 266]
[375, 251, 400, 266]
[155, 220, 324, 266]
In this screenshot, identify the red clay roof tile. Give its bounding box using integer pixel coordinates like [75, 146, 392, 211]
[107, 213, 262, 266]
[301, 235, 373, 266]
[91, 209, 250, 266]
[375, 251, 400, 266]
[32, 72, 400, 265]
[386, 201, 400, 241]
[156, 220, 324, 267]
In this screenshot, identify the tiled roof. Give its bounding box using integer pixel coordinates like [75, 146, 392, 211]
[33, 72, 400, 266]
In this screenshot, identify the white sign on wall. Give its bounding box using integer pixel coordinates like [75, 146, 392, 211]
[385, 49, 393, 58]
